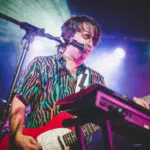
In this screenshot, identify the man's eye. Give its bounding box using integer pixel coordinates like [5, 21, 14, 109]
[83, 35, 89, 39]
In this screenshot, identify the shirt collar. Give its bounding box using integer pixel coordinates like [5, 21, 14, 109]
[56, 53, 87, 75]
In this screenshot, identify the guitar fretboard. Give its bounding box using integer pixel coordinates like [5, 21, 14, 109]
[62, 123, 101, 146]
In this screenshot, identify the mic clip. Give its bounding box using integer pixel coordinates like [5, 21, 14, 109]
[70, 40, 85, 52]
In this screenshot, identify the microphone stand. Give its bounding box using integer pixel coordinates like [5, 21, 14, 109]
[0, 12, 63, 136]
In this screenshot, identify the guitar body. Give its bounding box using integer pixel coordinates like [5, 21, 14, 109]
[0, 112, 74, 150]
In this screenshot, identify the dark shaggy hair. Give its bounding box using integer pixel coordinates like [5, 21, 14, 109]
[57, 15, 101, 52]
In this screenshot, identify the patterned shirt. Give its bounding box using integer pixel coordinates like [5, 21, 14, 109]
[14, 54, 105, 128]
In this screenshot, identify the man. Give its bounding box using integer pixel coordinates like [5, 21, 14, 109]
[10, 15, 106, 149]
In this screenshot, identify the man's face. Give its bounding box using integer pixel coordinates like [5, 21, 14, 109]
[67, 23, 95, 61]
[73, 23, 95, 52]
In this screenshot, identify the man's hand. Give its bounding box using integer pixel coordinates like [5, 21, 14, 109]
[15, 133, 41, 150]
[133, 97, 149, 110]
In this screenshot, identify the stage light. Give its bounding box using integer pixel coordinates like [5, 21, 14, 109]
[85, 47, 125, 87]
[114, 48, 125, 59]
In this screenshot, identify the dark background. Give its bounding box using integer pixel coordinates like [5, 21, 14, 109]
[69, 0, 150, 38]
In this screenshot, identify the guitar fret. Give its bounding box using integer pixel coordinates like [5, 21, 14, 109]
[96, 124, 101, 131]
[90, 123, 101, 133]
[85, 124, 92, 136]
[87, 123, 93, 134]
[63, 134, 69, 146]
[85, 124, 91, 136]
[82, 126, 88, 136]
[70, 131, 77, 142]
[79, 126, 86, 137]
[66, 133, 73, 145]
[90, 123, 96, 132]
[93, 124, 101, 131]
[86, 124, 91, 136]
[62, 123, 101, 147]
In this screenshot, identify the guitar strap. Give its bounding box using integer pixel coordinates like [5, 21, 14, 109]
[75, 69, 89, 93]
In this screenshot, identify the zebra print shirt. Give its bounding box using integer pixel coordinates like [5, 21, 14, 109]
[14, 54, 105, 128]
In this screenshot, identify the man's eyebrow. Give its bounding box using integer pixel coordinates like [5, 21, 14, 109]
[83, 32, 90, 35]
[82, 32, 94, 38]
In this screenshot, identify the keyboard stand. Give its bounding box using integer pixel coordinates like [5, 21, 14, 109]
[102, 120, 114, 150]
[62, 117, 86, 150]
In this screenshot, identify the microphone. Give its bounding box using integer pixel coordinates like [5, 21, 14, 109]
[70, 39, 87, 52]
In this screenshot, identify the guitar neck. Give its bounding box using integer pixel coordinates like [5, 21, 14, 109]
[62, 123, 101, 146]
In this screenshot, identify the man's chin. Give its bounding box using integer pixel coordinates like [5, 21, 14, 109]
[74, 56, 86, 62]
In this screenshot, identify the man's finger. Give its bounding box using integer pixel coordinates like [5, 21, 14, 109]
[29, 137, 41, 149]
[27, 143, 40, 150]
[133, 97, 149, 109]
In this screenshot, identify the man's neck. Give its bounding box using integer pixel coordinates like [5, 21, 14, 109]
[62, 53, 83, 79]
[62, 53, 83, 69]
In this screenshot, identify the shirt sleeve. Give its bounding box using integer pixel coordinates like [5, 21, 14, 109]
[90, 68, 106, 87]
[98, 74, 106, 87]
[14, 57, 41, 105]
[94, 71, 106, 87]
